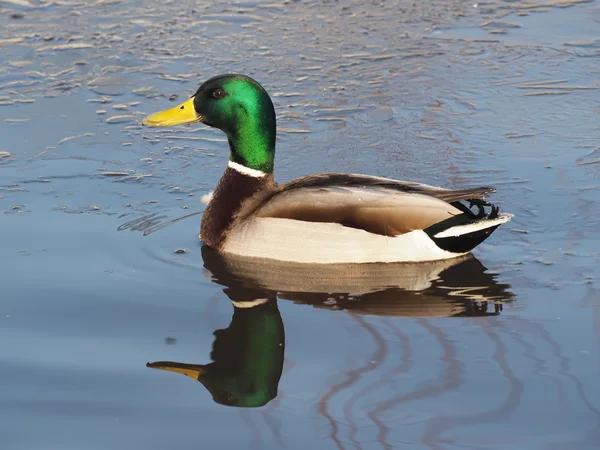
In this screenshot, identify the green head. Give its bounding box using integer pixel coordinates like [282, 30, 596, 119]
[143, 74, 276, 173]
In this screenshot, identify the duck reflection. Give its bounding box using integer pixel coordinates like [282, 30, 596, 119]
[148, 293, 284, 408]
[201, 245, 513, 318]
[147, 247, 513, 407]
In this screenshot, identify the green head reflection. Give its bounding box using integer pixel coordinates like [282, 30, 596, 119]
[147, 296, 284, 408]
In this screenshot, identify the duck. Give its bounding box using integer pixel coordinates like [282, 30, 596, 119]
[143, 74, 512, 264]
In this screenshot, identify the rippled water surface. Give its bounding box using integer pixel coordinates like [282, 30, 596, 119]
[1, 0, 600, 449]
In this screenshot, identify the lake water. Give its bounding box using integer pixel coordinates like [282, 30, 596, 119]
[1, 0, 600, 449]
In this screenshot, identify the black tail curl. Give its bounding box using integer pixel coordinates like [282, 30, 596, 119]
[451, 199, 499, 221]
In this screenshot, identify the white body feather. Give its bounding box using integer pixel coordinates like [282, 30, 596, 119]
[221, 217, 464, 263]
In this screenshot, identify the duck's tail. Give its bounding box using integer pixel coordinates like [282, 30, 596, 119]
[425, 210, 513, 254]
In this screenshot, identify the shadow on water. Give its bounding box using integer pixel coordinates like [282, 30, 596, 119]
[147, 246, 513, 408]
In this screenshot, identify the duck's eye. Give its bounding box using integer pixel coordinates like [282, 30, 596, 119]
[212, 88, 226, 99]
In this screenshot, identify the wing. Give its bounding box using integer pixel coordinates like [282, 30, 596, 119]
[281, 173, 495, 203]
[253, 173, 500, 237]
[254, 185, 463, 236]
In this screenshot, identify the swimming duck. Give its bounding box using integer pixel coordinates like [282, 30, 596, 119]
[143, 74, 511, 263]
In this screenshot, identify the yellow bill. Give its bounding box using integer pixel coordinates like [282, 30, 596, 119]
[146, 361, 207, 380]
[146, 361, 206, 381]
[142, 97, 202, 127]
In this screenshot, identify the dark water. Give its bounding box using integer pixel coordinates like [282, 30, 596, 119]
[1, 0, 600, 448]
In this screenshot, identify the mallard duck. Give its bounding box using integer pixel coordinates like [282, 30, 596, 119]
[143, 74, 512, 263]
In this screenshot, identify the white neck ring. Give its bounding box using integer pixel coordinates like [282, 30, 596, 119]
[231, 298, 270, 309]
[228, 160, 267, 178]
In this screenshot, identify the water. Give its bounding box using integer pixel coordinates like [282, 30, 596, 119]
[1, 0, 599, 448]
